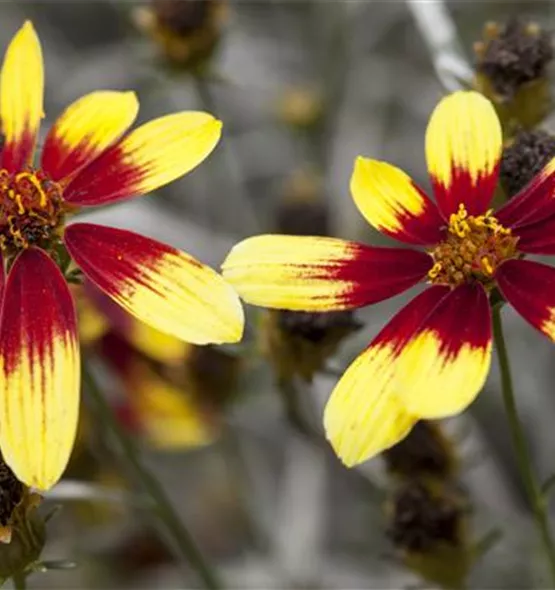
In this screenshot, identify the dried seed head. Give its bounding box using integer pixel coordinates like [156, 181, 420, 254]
[261, 310, 361, 382]
[133, 0, 227, 71]
[387, 480, 465, 553]
[475, 18, 553, 99]
[500, 129, 555, 197]
[275, 169, 329, 236]
[383, 421, 457, 481]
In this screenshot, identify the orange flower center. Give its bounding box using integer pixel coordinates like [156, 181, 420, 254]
[427, 204, 519, 288]
[0, 168, 65, 255]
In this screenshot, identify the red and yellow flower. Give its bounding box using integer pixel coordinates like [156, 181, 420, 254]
[0, 22, 244, 490]
[223, 90, 555, 467]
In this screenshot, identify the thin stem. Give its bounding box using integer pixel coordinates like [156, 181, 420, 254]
[12, 573, 26, 590]
[492, 306, 555, 584]
[82, 360, 223, 590]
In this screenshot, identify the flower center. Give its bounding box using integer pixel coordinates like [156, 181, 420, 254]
[0, 168, 65, 255]
[428, 204, 519, 288]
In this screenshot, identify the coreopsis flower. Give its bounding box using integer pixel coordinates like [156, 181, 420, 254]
[223, 89, 555, 467]
[0, 22, 244, 490]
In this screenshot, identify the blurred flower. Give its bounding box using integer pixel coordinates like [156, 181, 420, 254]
[79, 285, 241, 449]
[500, 129, 555, 198]
[262, 169, 360, 382]
[383, 421, 457, 482]
[386, 480, 470, 590]
[0, 22, 244, 491]
[223, 90, 555, 467]
[474, 18, 553, 130]
[277, 86, 324, 130]
[134, 0, 227, 72]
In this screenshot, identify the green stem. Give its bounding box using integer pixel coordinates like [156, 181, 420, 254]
[492, 306, 555, 583]
[12, 573, 26, 590]
[82, 360, 222, 590]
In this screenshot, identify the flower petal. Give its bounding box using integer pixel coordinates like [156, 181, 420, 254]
[496, 157, 555, 229]
[350, 157, 444, 244]
[41, 91, 139, 183]
[511, 212, 555, 254]
[62, 112, 222, 206]
[426, 91, 502, 217]
[0, 248, 79, 490]
[64, 223, 244, 345]
[0, 21, 44, 172]
[496, 259, 555, 341]
[222, 235, 433, 312]
[397, 283, 492, 419]
[324, 285, 449, 466]
[84, 281, 190, 364]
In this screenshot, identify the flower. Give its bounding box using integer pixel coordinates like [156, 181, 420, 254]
[222, 90, 555, 467]
[0, 22, 244, 490]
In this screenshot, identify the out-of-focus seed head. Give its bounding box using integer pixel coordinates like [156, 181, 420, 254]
[383, 421, 457, 481]
[133, 0, 227, 72]
[261, 309, 361, 383]
[474, 18, 553, 130]
[386, 480, 470, 589]
[275, 169, 329, 237]
[500, 128, 555, 197]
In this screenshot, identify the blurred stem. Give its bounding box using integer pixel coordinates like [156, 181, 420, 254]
[221, 423, 267, 552]
[82, 360, 223, 590]
[492, 307, 555, 583]
[191, 74, 259, 233]
[12, 574, 26, 590]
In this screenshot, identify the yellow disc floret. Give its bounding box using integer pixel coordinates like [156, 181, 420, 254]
[428, 204, 519, 288]
[0, 168, 65, 255]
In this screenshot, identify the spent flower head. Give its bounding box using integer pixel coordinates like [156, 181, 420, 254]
[0, 22, 244, 490]
[223, 90, 555, 466]
[474, 18, 553, 130]
[134, 0, 227, 72]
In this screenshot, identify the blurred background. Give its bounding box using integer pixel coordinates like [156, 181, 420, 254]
[4, 0, 555, 588]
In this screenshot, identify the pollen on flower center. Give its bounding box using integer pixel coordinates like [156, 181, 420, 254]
[0, 168, 65, 255]
[428, 204, 519, 288]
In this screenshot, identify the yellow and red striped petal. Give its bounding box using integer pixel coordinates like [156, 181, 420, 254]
[221, 235, 433, 312]
[496, 259, 555, 342]
[62, 112, 222, 206]
[0, 248, 79, 490]
[41, 91, 140, 183]
[350, 157, 444, 245]
[496, 157, 555, 230]
[0, 21, 44, 172]
[397, 283, 492, 419]
[324, 286, 450, 466]
[426, 91, 502, 217]
[64, 223, 244, 345]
